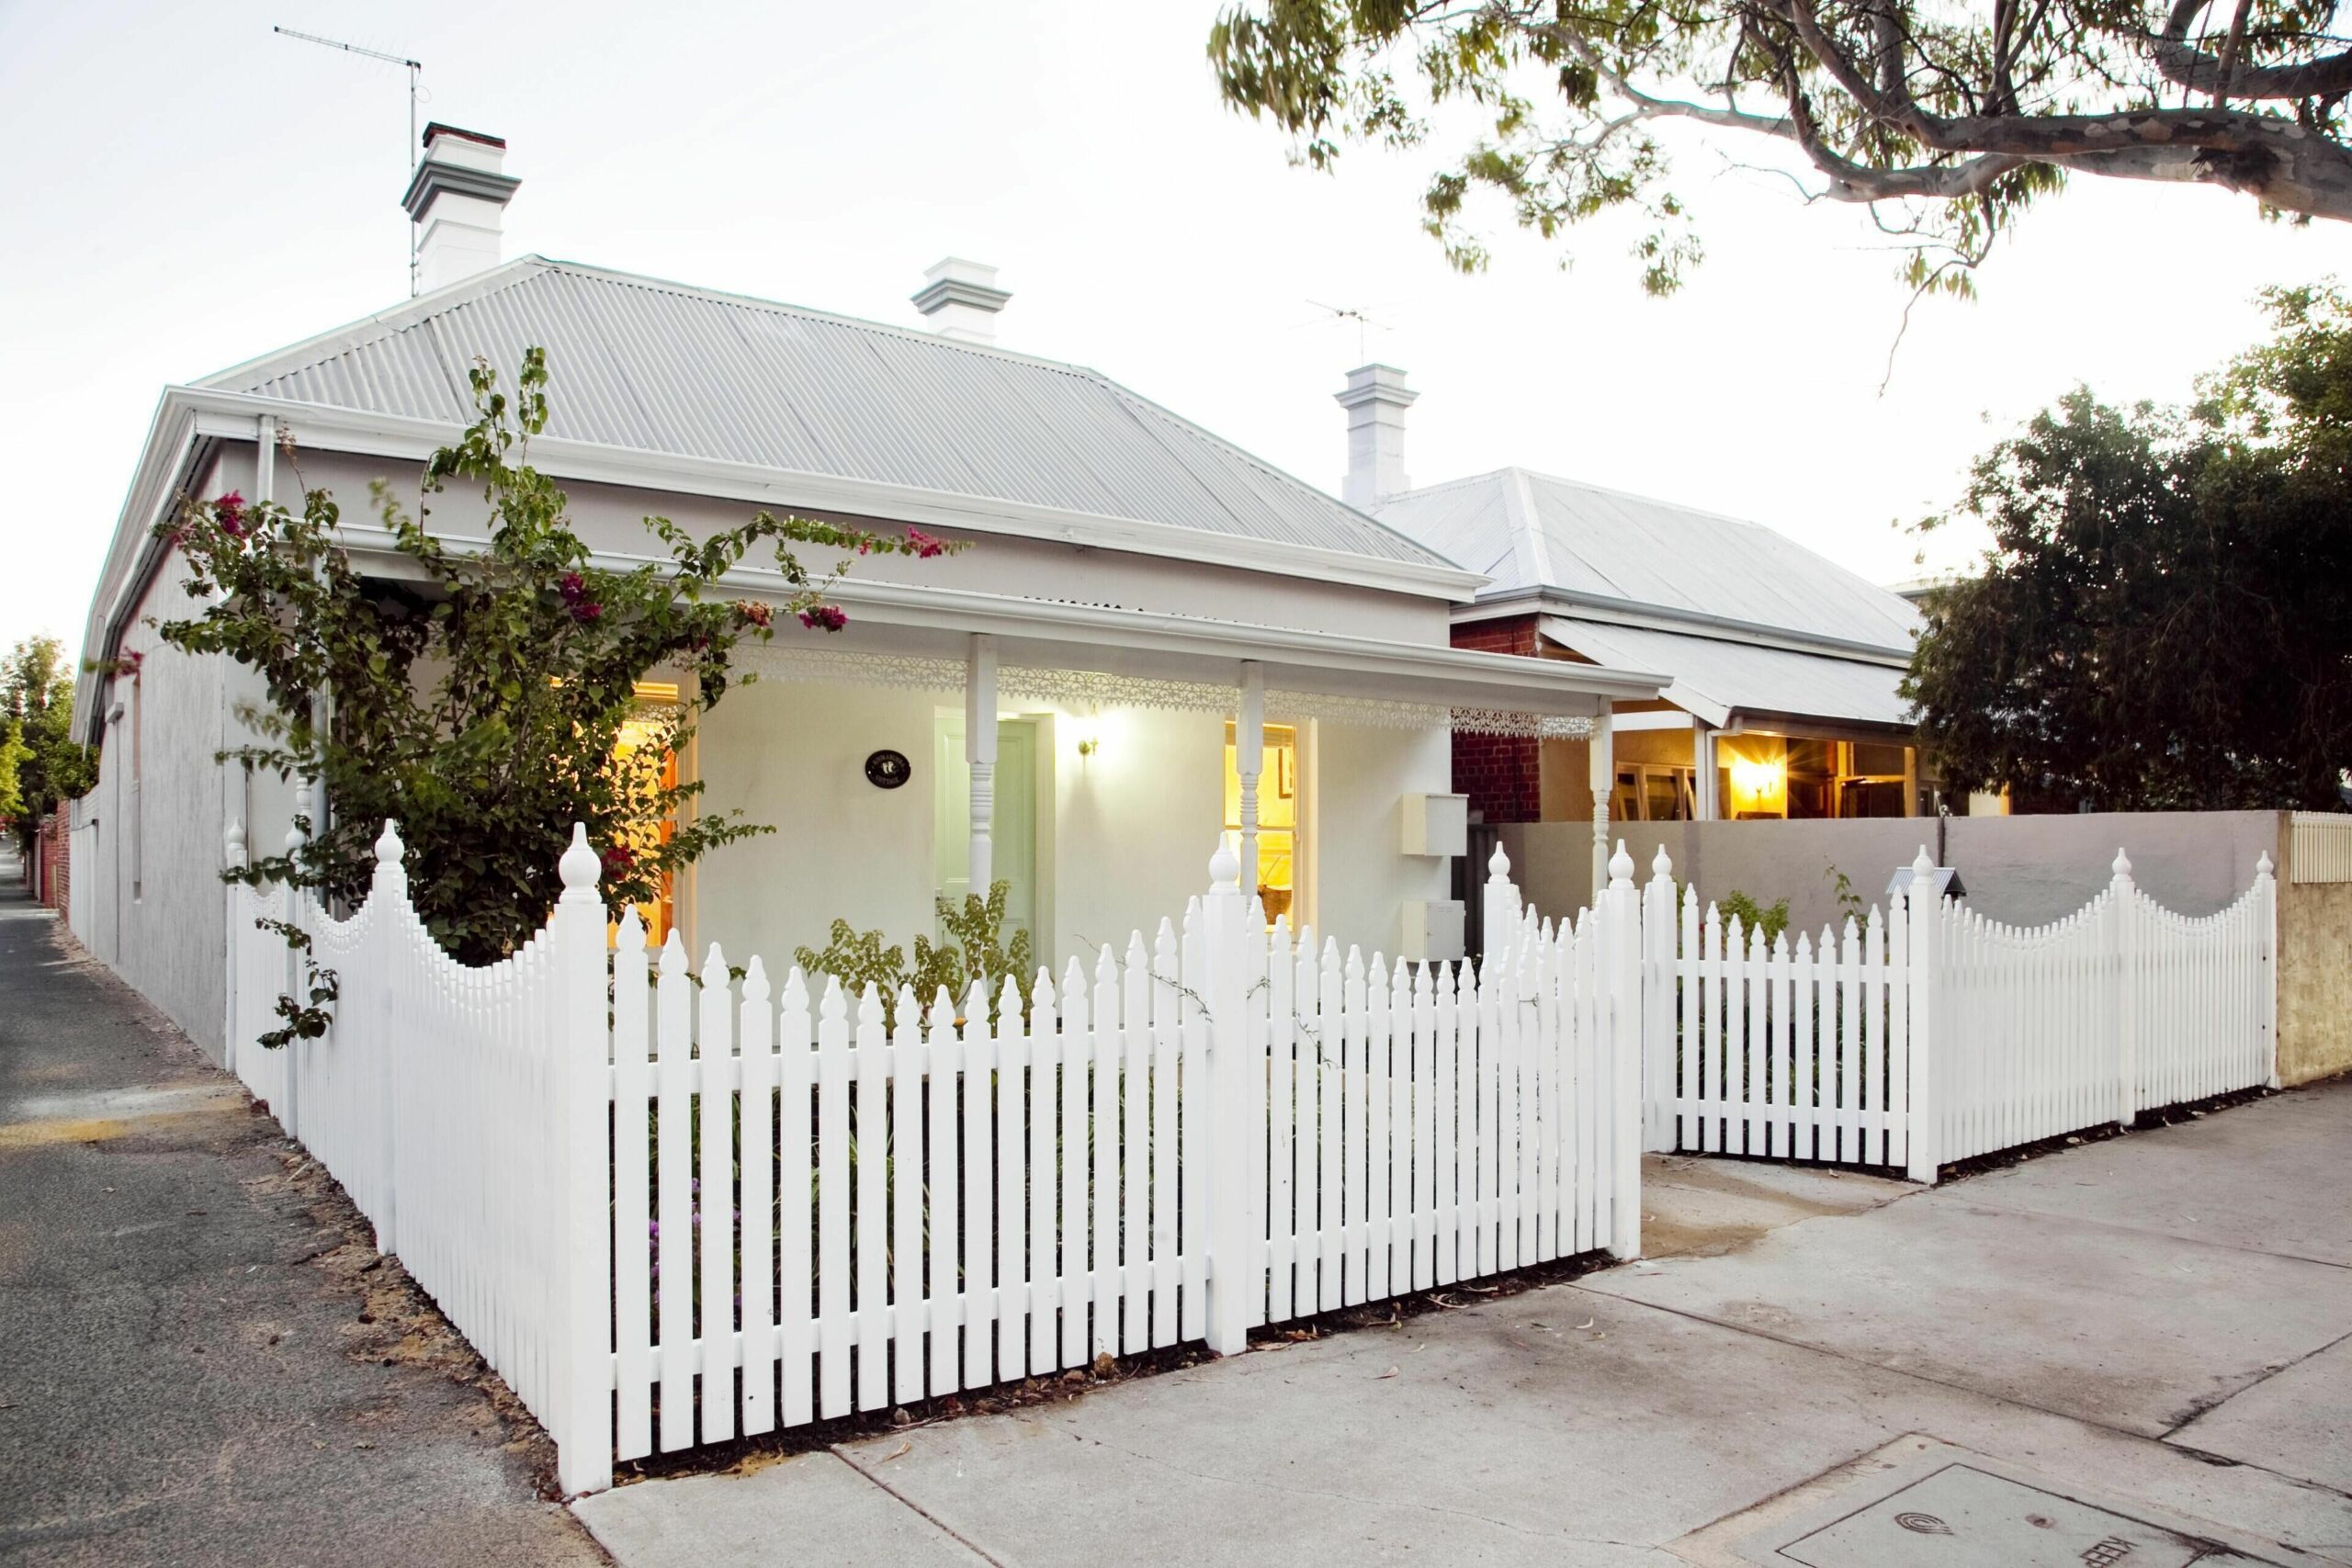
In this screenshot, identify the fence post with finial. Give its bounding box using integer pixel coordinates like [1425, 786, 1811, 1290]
[2110, 848, 2137, 1129]
[1905, 846, 1941, 1183]
[1643, 843, 1677, 1153]
[1607, 840, 1643, 1258]
[2256, 850, 2278, 1089]
[1482, 840, 1520, 968]
[553, 823, 614, 1495]
[1201, 835, 1255, 1355]
[370, 821, 408, 1258]
[222, 819, 246, 1075]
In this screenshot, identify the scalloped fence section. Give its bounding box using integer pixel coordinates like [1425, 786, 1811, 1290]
[1639, 846, 2278, 1178]
[222, 821, 1645, 1497]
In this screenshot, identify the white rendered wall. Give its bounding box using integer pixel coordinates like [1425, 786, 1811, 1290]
[689, 682, 1453, 978]
[1311, 722, 1455, 960]
[76, 522, 235, 1060]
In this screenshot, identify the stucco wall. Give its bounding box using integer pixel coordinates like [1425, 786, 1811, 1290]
[1313, 723, 1457, 960]
[2279, 875, 2352, 1087]
[77, 533, 234, 1060]
[690, 682, 1454, 982]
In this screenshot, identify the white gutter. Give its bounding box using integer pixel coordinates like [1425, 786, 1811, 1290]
[333, 522, 1667, 715]
[1460, 588, 1917, 668]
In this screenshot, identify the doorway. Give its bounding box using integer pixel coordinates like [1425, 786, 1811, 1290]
[933, 714, 1039, 953]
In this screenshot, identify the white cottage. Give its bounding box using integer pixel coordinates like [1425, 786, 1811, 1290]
[71, 125, 1658, 1060]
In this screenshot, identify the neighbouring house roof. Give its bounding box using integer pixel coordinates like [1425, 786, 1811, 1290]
[1537, 616, 1909, 730]
[198, 256, 1448, 571]
[1372, 466, 1922, 732]
[1372, 467, 1922, 655]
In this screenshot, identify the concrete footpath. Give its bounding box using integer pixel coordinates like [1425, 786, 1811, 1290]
[0, 868, 607, 1566]
[578, 1084, 2352, 1566]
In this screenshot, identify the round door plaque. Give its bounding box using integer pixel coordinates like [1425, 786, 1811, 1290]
[865, 749, 912, 790]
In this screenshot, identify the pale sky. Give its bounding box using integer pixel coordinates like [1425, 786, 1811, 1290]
[6, 0, 2347, 660]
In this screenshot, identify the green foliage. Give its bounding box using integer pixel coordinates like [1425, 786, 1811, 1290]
[1825, 862, 1866, 927]
[2, 636, 96, 852]
[1908, 284, 2352, 811]
[1209, 0, 2348, 299]
[156, 349, 958, 965]
[0, 721, 25, 824]
[795, 881, 1036, 1030]
[1719, 889, 1791, 944]
[251, 915, 338, 1049]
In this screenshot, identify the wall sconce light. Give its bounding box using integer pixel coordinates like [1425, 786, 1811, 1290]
[1074, 716, 1102, 758]
[1729, 757, 1784, 797]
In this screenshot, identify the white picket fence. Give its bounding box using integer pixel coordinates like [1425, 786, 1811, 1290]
[1641, 847, 2278, 1178]
[225, 818, 1641, 1495]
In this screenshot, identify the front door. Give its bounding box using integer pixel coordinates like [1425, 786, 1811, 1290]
[933, 715, 1038, 953]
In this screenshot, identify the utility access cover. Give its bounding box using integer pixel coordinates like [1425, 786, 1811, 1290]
[1773, 1463, 2283, 1568]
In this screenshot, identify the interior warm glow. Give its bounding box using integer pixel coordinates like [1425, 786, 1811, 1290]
[1729, 757, 1784, 800]
[1223, 722, 1300, 924]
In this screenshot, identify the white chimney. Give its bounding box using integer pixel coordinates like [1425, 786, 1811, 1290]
[1335, 363, 1418, 508]
[401, 124, 520, 296]
[912, 257, 1011, 344]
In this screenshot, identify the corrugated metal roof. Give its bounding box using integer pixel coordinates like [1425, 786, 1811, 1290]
[200, 258, 1445, 569]
[1541, 616, 1912, 728]
[1374, 468, 1921, 652]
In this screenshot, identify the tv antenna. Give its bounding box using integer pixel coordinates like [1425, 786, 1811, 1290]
[1303, 300, 1393, 361]
[274, 26, 425, 294]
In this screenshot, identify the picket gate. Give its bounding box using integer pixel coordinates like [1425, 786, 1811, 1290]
[225, 821, 1643, 1495]
[1641, 846, 2278, 1179]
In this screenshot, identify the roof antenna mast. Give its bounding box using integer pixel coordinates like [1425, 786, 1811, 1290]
[274, 26, 425, 295]
[1305, 300, 1392, 361]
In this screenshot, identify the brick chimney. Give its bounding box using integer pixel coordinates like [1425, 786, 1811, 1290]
[402, 124, 519, 295]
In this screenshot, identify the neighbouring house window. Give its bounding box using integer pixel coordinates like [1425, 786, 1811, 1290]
[1788, 739, 1911, 819]
[1612, 764, 1695, 822]
[610, 682, 682, 946]
[1224, 721, 1301, 925]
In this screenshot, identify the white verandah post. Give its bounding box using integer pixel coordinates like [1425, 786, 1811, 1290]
[1589, 713, 1614, 908]
[965, 634, 999, 898]
[1236, 662, 1265, 897]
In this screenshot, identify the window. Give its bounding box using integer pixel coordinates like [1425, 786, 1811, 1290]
[610, 682, 682, 945]
[1224, 721, 1300, 924]
[1613, 764, 1695, 822]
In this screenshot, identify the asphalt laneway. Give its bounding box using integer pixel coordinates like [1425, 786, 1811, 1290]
[0, 863, 606, 1567]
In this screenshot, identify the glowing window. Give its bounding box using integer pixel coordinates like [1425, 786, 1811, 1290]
[1223, 721, 1300, 924]
[610, 683, 682, 945]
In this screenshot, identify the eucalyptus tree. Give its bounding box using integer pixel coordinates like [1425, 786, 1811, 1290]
[1211, 0, 2352, 294]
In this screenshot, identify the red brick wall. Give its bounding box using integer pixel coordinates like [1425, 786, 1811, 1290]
[1452, 616, 1543, 823]
[37, 809, 68, 912]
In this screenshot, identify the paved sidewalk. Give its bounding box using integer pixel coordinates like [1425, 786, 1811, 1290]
[577, 1081, 2352, 1566]
[0, 871, 607, 1567]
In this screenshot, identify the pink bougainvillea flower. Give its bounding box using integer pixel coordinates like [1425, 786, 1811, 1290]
[601, 845, 635, 880]
[797, 605, 848, 632]
[571, 600, 602, 623]
[904, 526, 945, 559]
[216, 491, 249, 537]
[731, 599, 774, 629]
[558, 571, 586, 604]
